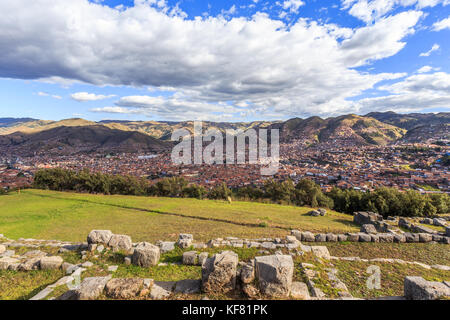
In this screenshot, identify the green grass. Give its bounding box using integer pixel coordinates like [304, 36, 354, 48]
[323, 242, 450, 266]
[0, 189, 358, 242]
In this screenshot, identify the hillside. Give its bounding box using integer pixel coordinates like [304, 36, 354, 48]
[0, 125, 172, 156]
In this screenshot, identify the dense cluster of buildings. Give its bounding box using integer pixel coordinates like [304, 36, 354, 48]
[1, 142, 448, 193]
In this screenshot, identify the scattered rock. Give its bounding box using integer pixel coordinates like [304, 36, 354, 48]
[40, 256, 64, 270]
[315, 234, 327, 242]
[404, 276, 450, 300]
[75, 276, 112, 300]
[254, 255, 293, 297]
[177, 234, 193, 248]
[182, 251, 198, 265]
[308, 210, 321, 217]
[291, 281, 310, 300]
[202, 251, 238, 294]
[159, 241, 176, 253]
[318, 208, 327, 216]
[361, 224, 377, 234]
[132, 242, 160, 267]
[150, 281, 175, 300]
[311, 246, 331, 259]
[105, 278, 144, 299]
[108, 234, 132, 253]
[87, 230, 113, 245]
[81, 261, 94, 268]
[0, 257, 19, 270]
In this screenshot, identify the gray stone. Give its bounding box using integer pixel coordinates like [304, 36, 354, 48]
[182, 251, 198, 265]
[240, 262, 255, 284]
[378, 234, 394, 243]
[418, 233, 433, 243]
[371, 234, 380, 242]
[358, 233, 372, 242]
[347, 233, 359, 242]
[261, 242, 276, 249]
[105, 278, 144, 299]
[177, 234, 193, 248]
[174, 279, 201, 294]
[326, 233, 337, 242]
[311, 246, 331, 259]
[337, 234, 348, 242]
[87, 230, 113, 245]
[0, 244, 5, 254]
[413, 225, 436, 234]
[394, 234, 406, 243]
[0, 257, 19, 270]
[315, 234, 327, 242]
[301, 232, 315, 242]
[96, 245, 105, 253]
[40, 256, 64, 270]
[108, 234, 132, 253]
[308, 210, 321, 217]
[81, 261, 94, 268]
[202, 251, 238, 294]
[433, 218, 446, 227]
[159, 241, 176, 253]
[150, 281, 175, 299]
[108, 265, 118, 272]
[132, 242, 160, 267]
[404, 276, 450, 300]
[405, 233, 419, 243]
[124, 257, 131, 265]
[198, 252, 209, 266]
[446, 227, 450, 237]
[75, 276, 112, 300]
[291, 281, 310, 299]
[19, 258, 41, 271]
[255, 255, 293, 297]
[361, 224, 377, 234]
[318, 208, 327, 216]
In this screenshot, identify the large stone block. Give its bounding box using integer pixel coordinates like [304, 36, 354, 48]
[255, 255, 293, 297]
[132, 242, 160, 267]
[202, 251, 238, 294]
[105, 278, 144, 299]
[75, 276, 112, 300]
[87, 230, 113, 245]
[108, 234, 132, 252]
[404, 276, 450, 300]
[40, 256, 64, 270]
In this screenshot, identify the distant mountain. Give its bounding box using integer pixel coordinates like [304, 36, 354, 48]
[366, 111, 450, 130]
[270, 114, 405, 146]
[0, 125, 172, 156]
[0, 117, 36, 127]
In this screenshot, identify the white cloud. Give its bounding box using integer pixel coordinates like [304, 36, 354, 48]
[416, 65, 439, 73]
[71, 92, 116, 102]
[432, 16, 450, 30]
[37, 91, 62, 99]
[356, 72, 450, 113]
[282, 0, 305, 13]
[0, 0, 433, 119]
[419, 43, 440, 56]
[341, 0, 448, 23]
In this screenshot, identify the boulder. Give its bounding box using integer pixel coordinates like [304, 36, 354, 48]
[311, 246, 331, 259]
[398, 218, 411, 229]
[301, 232, 315, 242]
[291, 281, 310, 300]
[405, 233, 419, 243]
[371, 234, 380, 242]
[132, 242, 160, 267]
[40, 256, 64, 270]
[202, 251, 239, 294]
[87, 230, 113, 245]
[308, 210, 321, 217]
[159, 241, 176, 253]
[318, 208, 327, 216]
[255, 255, 293, 297]
[19, 258, 41, 271]
[418, 233, 433, 243]
[108, 234, 132, 253]
[433, 218, 446, 227]
[315, 234, 327, 242]
[75, 276, 112, 300]
[337, 234, 348, 242]
[404, 276, 450, 300]
[347, 233, 359, 242]
[177, 234, 194, 248]
[326, 233, 337, 242]
[182, 251, 198, 265]
[105, 278, 144, 299]
[358, 233, 371, 242]
[361, 224, 377, 234]
[393, 234, 406, 243]
[0, 257, 19, 270]
[378, 234, 394, 243]
[413, 225, 435, 234]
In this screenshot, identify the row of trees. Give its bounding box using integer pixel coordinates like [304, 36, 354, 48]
[32, 168, 449, 217]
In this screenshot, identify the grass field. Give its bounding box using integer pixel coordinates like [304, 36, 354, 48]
[0, 189, 358, 242]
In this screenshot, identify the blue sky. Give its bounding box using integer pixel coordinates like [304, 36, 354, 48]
[0, 0, 449, 122]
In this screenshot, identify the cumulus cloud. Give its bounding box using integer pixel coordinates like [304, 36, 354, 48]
[356, 72, 450, 113]
[341, 0, 448, 23]
[0, 0, 434, 119]
[416, 65, 439, 73]
[281, 0, 305, 13]
[419, 43, 440, 56]
[432, 16, 450, 30]
[71, 92, 116, 102]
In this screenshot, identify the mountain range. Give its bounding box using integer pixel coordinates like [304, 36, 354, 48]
[0, 112, 448, 155]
